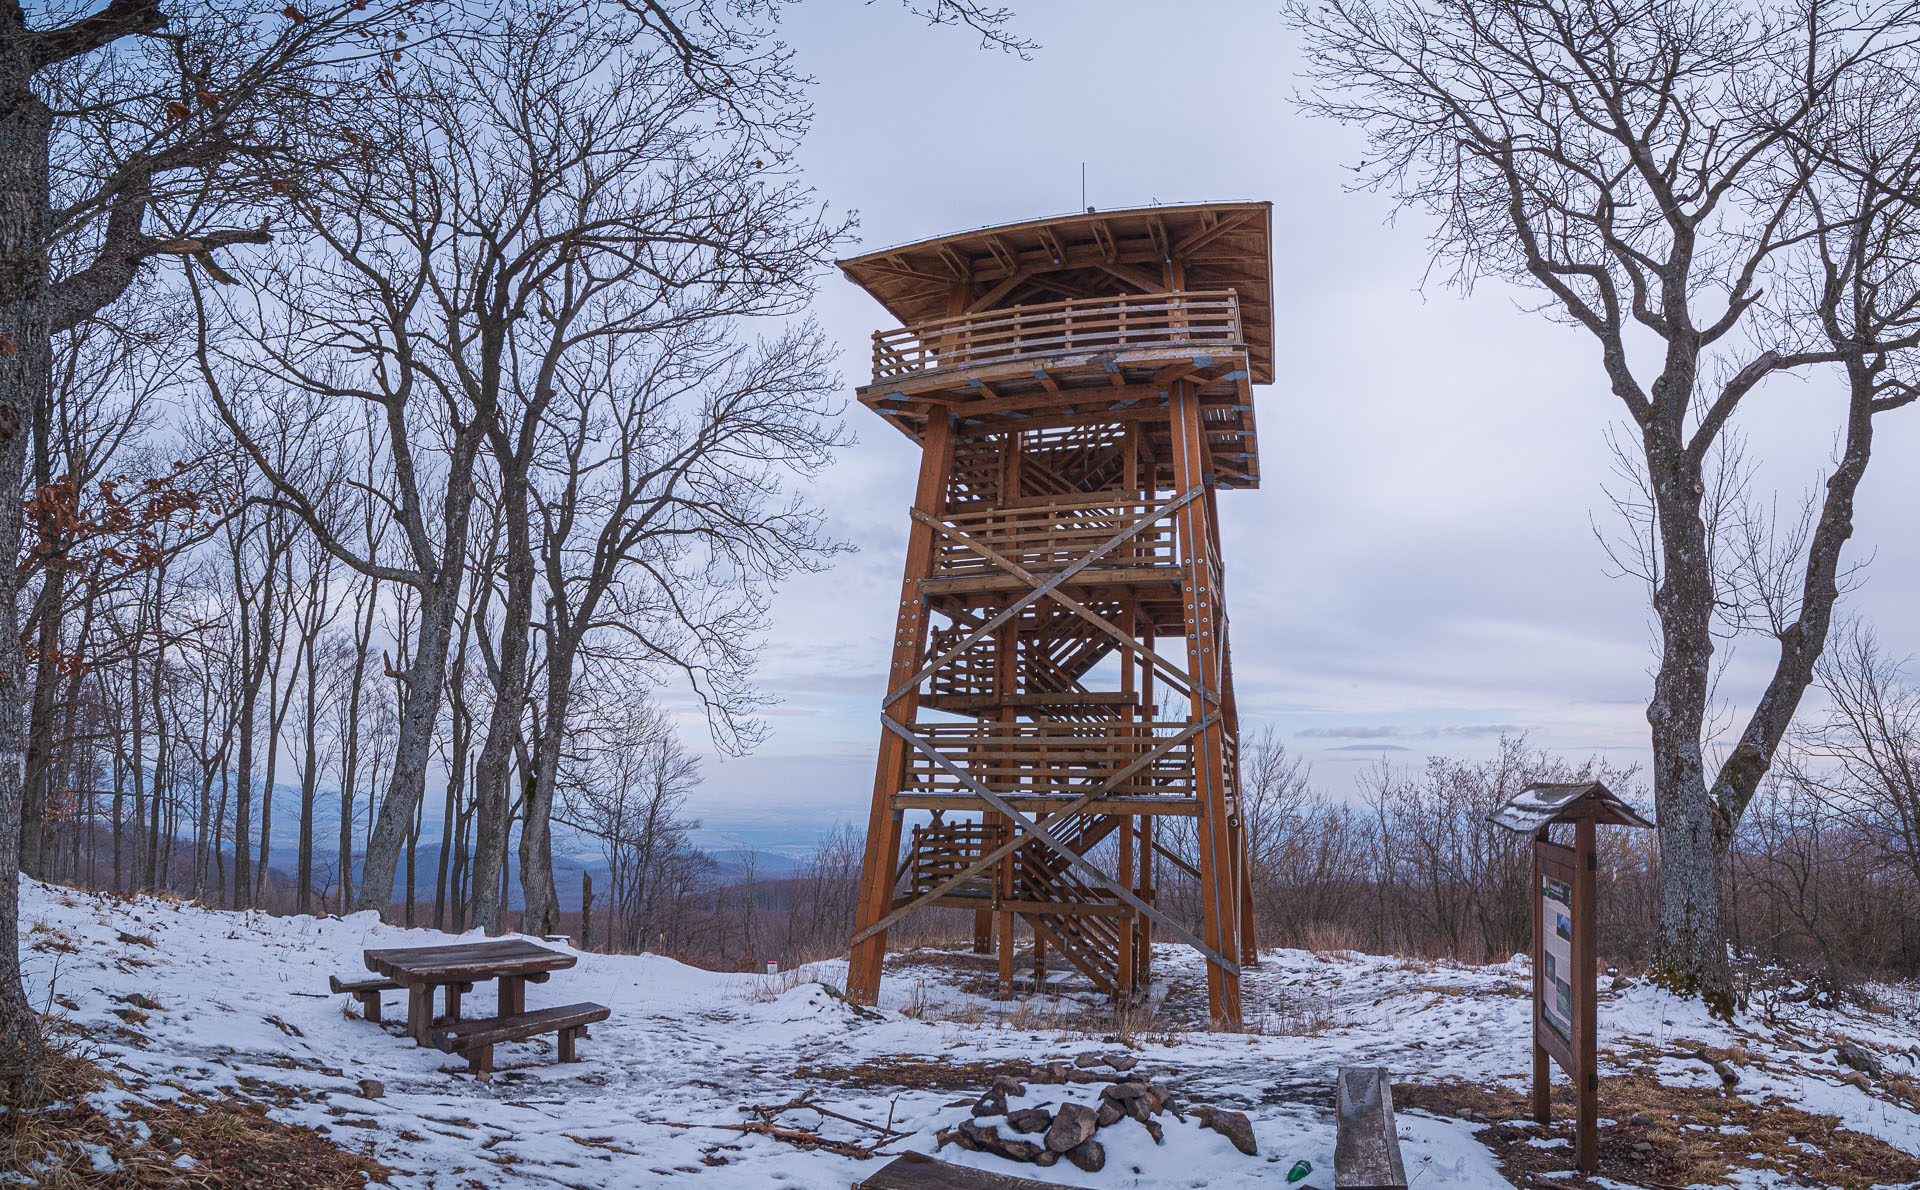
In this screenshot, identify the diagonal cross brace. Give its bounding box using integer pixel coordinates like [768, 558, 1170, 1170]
[849, 713, 1217, 947]
[881, 486, 1203, 710]
[910, 506, 1198, 700]
[879, 715, 1240, 977]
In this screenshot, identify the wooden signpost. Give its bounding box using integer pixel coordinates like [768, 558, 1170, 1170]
[1490, 781, 1653, 1174]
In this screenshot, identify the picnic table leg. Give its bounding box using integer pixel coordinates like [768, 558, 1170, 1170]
[467, 1043, 494, 1080]
[407, 984, 433, 1045]
[443, 982, 462, 1024]
[356, 991, 383, 1023]
[498, 975, 525, 1017]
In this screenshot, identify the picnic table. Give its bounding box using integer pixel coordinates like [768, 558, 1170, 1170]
[363, 939, 576, 1045]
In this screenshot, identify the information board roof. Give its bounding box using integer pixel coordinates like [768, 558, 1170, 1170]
[1489, 781, 1654, 833]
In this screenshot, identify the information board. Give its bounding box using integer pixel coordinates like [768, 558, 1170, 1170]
[1540, 874, 1574, 1044]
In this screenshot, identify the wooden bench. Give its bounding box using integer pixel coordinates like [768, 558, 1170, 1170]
[1334, 1066, 1409, 1190]
[330, 975, 402, 1022]
[331, 974, 473, 1024]
[430, 1002, 610, 1076]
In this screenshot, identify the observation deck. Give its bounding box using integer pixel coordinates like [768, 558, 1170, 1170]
[840, 202, 1272, 489]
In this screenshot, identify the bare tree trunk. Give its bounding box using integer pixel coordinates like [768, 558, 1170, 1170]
[258, 565, 299, 906]
[356, 577, 457, 916]
[230, 537, 260, 909]
[1641, 418, 1733, 1008]
[482, 480, 535, 934]
[338, 584, 376, 910]
[0, 73, 43, 1070]
[19, 561, 63, 879]
[292, 556, 329, 915]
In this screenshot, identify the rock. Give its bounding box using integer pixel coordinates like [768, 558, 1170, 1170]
[1144, 1083, 1175, 1114]
[991, 1137, 1044, 1164]
[1099, 1080, 1147, 1102]
[1141, 1116, 1164, 1145]
[1031, 1062, 1070, 1085]
[935, 1126, 960, 1151]
[1631, 1112, 1654, 1126]
[1007, 1107, 1052, 1134]
[1066, 1137, 1106, 1172]
[1632, 1141, 1653, 1153]
[971, 1090, 1008, 1118]
[1123, 1096, 1152, 1124]
[356, 1079, 384, 1100]
[957, 1120, 997, 1151]
[1840, 1071, 1871, 1091]
[1033, 1149, 1059, 1167]
[1074, 1051, 1104, 1069]
[1095, 1101, 1124, 1128]
[1045, 1103, 1098, 1153]
[1194, 1104, 1258, 1156]
[1106, 1053, 1139, 1072]
[1838, 1041, 1884, 1079]
[990, 1074, 1029, 1098]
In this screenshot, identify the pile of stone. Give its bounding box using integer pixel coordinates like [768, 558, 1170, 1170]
[933, 1051, 1257, 1174]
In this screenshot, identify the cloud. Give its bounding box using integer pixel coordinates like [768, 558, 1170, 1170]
[1297, 723, 1526, 741]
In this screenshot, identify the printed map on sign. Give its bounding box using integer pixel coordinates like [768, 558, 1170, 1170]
[1541, 874, 1574, 1044]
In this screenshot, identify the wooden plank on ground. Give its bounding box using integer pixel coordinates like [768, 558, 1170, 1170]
[858, 1152, 1068, 1190]
[1334, 1066, 1409, 1190]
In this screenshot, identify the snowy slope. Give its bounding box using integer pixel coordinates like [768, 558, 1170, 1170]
[17, 879, 1920, 1188]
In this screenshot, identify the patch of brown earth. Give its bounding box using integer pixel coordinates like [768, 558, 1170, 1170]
[795, 1055, 1034, 1092]
[3, 1044, 392, 1189]
[1395, 1073, 1919, 1190]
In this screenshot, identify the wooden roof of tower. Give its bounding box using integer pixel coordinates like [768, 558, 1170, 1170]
[839, 202, 1274, 489]
[840, 201, 1275, 384]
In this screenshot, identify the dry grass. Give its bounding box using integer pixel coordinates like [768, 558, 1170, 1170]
[1298, 921, 1363, 956]
[735, 968, 812, 1004]
[1, 1039, 391, 1188]
[793, 1054, 1031, 1092]
[28, 921, 81, 956]
[1241, 991, 1335, 1037]
[1396, 1072, 1920, 1189]
[135, 1097, 390, 1189]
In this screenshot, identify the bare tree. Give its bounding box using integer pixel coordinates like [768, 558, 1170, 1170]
[324, 2, 851, 935]
[560, 692, 703, 952]
[1289, 0, 1920, 1013]
[1796, 625, 1920, 895]
[285, 533, 339, 915]
[0, 0, 427, 1097]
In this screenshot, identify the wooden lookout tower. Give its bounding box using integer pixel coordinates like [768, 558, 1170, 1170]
[841, 202, 1273, 1030]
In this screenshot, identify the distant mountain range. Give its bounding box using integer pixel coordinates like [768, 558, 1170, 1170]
[192, 780, 832, 910]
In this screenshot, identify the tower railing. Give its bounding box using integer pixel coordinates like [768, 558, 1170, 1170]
[931, 495, 1177, 580]
[870, 290, 1243, 383]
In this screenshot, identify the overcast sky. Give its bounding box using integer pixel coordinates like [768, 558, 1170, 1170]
[673, 0, 1920, 850]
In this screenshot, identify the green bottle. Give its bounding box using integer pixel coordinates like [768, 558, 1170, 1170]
[1286, 1159, 1312, 1183]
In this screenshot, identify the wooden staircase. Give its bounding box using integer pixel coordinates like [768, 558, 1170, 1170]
[899, 811, 1142, 999]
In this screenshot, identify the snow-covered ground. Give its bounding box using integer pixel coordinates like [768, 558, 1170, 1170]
[17, 879, 1920, 1188]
